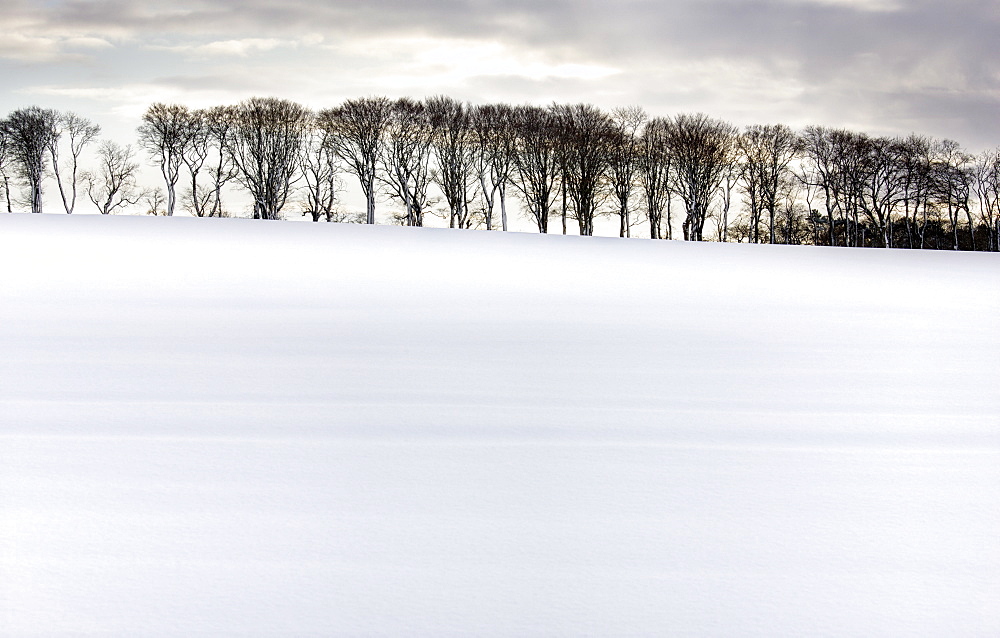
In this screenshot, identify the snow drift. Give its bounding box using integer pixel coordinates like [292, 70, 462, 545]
[1, 213, 998, 636]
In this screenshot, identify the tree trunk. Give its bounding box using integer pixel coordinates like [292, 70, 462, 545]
[499, 187, 508, 232]
[3, 175, 11, 213]
[31, 182, 43, 214]
[665, 197, 673, 240]
[365, 175, 376, 225]
[561, 182, 567, 235]
[965, 207, 975, 250]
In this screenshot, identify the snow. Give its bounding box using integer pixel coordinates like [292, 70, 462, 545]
[1, 212, 998, 636]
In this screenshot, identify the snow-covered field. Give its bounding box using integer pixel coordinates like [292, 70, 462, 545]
[1, 213, 998, 636]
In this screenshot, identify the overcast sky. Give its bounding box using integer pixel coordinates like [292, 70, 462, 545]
[2, 0, 999, 151]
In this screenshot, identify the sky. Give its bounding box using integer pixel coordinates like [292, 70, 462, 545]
[2, 0, 999, 154]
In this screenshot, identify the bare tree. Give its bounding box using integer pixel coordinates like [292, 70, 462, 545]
[379, 98, 433, 227]
[470, 103, 517, 231]
[203, 106, 239, 218]
[427, 95, 477, 229]
[974, 149, 1000, 251]
[715, 159, 739, 242]
[138, 103, 198, 216]
[48, 112, 100, 214]
[552, 103, 616, 236]
[775, 177, 808, 245]
[638, 117, 672, 239]
[552, 110, 571, 235]
[607, 106, 645, 238]
[931, 139, 974, 250]
[841, 134, 870, 247]
[2, 106, 58, 213]
[856, 136, 907, 248]
[894, 135, 935, 249]
[0, 127, 11, 213]
[803, 130, 926, 248]
[738, 124, 799, 243]
[300, 117, 342, 222]
[144, 188, 167, 216]
[225, 97, 311, 220]
[177, 109, 213, 217]
[800, 126, 867, 247]
[665, 113, 738, 241]
[84, 141, 145, 215]
[799, 126, 836, 246]
[511, 105, 560, 233]
[319, 96, 393, 225]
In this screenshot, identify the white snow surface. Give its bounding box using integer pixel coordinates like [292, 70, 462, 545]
[1, 213, 998, 636]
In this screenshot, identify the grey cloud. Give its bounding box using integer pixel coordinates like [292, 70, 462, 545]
[7, 0, 1000, 148]
[36, 0, 1000, 82]
[27, 1, 1000, 63]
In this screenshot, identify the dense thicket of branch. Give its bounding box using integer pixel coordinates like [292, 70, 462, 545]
[738, 124, 799, 244]
[427, 96, 476, 229]
[379, 98, 433, 227]
[225, 97, 311, 221]
[665, 114, 738, 241]
[2, 106, 58, 214]
[552, 103, 616, 236]
[607, 107, 645, 238]
[319, 97, 393, 225]
[639, 118, 672, 239]
[471, 103, 517, 231]
[511, 105, 560, 234]
[974, 150, 1000, 251]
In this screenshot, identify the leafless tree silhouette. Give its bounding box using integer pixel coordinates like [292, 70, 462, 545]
[300, 116, 342, 222]
[85, 141, 145, 215]
[471, 103, 517, 231]
[48, 112, 100, 214]
[2, 106, 58, 214]
[974, 149, 1000, 251]
[664, 114, 738, 241]
[138, 103, 198, 216]
[225, 97, 311, 220]
[378, 98, 434, 227]
[552, 103, 616, 236]
[738, 124, 799, 244]
[638, 117, 672, 239]
[607, 106, 646, 238]
[427, 95, 477, 229]
[320, 97, 393, 225]
[511, 105, 560, 234]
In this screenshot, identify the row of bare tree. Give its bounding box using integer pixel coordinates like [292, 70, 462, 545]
[0, 107, 105, 214]
[3, 98, 999, 250]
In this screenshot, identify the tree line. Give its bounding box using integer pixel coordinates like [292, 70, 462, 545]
[2, 97, 999, 251]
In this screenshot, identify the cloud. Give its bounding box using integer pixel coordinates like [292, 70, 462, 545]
[150, 36, 323, 58]
[2, 0, 999, 149]
[63, 36, 115, 50]
[780, 0, 903, 10]
[14, 0, 1000, 83]
[334, 37, 619, 89]
[22, 84, 190, 119]
[0, 33, 64, 62]
[0, 18, 114, 63]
